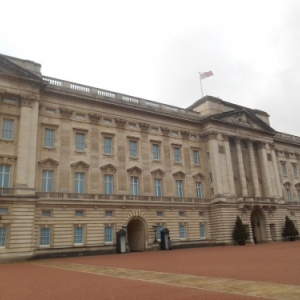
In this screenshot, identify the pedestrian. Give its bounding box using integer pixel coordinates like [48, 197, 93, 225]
[168, 236, 172, 250]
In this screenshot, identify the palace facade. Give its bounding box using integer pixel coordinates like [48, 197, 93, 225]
[0, 54, 299, 260]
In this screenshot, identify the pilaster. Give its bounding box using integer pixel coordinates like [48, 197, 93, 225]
[248, 140, 260, 197]
[235, 137, 248, 197]
[222, 134, 235, 196]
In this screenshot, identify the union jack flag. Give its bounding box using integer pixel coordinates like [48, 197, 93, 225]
[200, 71, 213, 80]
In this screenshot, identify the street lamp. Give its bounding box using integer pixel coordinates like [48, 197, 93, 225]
[153, 224, 157, 243]
[122, 224, 127, 231]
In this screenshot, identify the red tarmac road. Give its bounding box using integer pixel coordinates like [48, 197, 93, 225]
[1, 242, 300, 300]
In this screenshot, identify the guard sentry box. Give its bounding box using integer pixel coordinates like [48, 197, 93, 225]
[160, 228, 170, 250]
[116, 229, 126, 253]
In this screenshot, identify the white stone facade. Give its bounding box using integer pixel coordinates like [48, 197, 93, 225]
[0, 54, 299, 260]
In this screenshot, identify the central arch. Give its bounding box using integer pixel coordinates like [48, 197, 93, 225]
[251, 209, 265, 243]
[127, 218, 146, 252]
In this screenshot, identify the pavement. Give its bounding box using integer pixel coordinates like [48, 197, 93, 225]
[1, 241, 300, 300]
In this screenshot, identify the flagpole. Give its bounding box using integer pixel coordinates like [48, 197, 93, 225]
[199, 72, 204, 98]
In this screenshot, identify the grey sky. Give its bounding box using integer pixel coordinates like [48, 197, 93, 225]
[1, 0, 299, 136]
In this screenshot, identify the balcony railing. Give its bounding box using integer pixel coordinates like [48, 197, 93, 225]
[35, 192, 210, 204]
[42, 76, 201, 120]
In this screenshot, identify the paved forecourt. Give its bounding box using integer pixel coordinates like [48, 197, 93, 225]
[1, 242, 300, 300]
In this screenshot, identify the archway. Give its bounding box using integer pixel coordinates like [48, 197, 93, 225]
[127, 218, 146, 252]
[251, 209, 265, 243]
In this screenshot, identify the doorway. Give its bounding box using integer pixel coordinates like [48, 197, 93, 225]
[251, 209, 265, 243]
[127, 218, 145, 252]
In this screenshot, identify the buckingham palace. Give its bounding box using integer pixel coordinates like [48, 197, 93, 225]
[0, 54, 299, 260]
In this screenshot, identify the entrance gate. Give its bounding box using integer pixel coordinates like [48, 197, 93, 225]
[127, 218, 145, 252]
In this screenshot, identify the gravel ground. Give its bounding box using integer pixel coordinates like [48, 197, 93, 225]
[1, 241, 299, 300]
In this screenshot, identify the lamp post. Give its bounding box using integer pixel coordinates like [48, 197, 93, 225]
[122, 224, 127, 231]
[153, 224, 157, 243]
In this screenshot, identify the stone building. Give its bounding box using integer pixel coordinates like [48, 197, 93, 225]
[0, 54, 299, 260]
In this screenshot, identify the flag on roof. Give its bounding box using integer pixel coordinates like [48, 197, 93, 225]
[200, 71, 213, 80]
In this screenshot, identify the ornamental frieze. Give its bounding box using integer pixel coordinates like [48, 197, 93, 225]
[139, 123, 150, 132]
[180, 130, 190, 139]
[100, 163, 118, 173]
[88, 113, 101, 123]
[160, 127, 170, 135]
[60, 108, 73, 118]
[231, 112, 252, 127]
[38, 157, 59, 167]
[127, 166, 143, 175]
[150, 168, 166, 177]
[199, 131, 218, 142]
[114, 118, 126, 128]
[0, 155, 17, 164]
[172, 170, 186, 179]
[192, 172, 205, 180]
[71, 160, 90, 170]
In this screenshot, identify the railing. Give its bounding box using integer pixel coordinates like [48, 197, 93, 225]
[35, 192, 210, 203]
[238, 197, 278, 203]
[42, 76, 201, 120]
[0, 188, 36, 195]
[287, 200, 300, 206]
[275, 132, 300, 144]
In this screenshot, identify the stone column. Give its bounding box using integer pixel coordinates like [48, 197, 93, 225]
[248, 140, 260, 197]
[207, 131, 224, 195]
[270, 143, 283, 199]
[235, 137, 248, 197]
[15, 97, 39, 190]
[222, 134, 235, 196]
[257, 142, 273, 198]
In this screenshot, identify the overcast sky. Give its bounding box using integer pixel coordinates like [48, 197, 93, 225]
[1, 0, 299, 136]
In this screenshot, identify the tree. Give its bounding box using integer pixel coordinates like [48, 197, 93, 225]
[282, 216, 299, 239]
[232, 215, 249, 242]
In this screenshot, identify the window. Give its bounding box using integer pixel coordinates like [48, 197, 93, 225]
[76, 114, 85, 120]
[104, 137, 112, 154]
[174, 147, 180, 163]
[40, 228, 50, 246]
[129, 141, 137, 157]
[105, 211, 113, 217]
[105, 226, 113, 243]
[42, 210, 51, 217]
[179, 211, 185, 217]
[0, 165, 10, 188]
[75, 211, 84, 217]
[153, 144, 160, 160]
[193, 150, 199, 165]
[179, 224, 186, 239]
[74, 227, 83, 244]
[292, 164, 298, 177]
[45, 108, 56, 114]
[281, 162, 287, 175]
[0, 227, 7, 247]
[286, 189, 292, 202]
[2, 119, 14, 140]
[131, 177, 139, 195]
[104, 175, 113, 194]
[44, 129, 55, 148]
[76, 133, 85, 151]
[156, 211, 163, 217]
[199, 212, 204, 217]
[103, 119, 112, 124]
[196, 182, 203, 199]
[42, 170, 53, 192]
[0, 208, 8, 215]
[156, 225, 163, 241]
[154, 179, 162, 197]
[200, 224, 206, 238]
[74, 173, 85, 193]
[176, 180, 183, 198]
